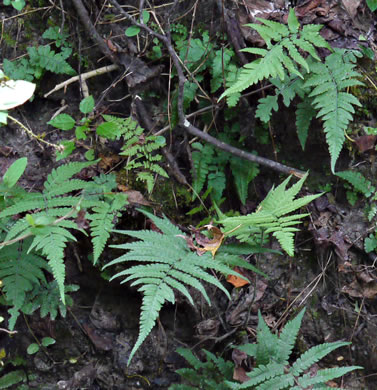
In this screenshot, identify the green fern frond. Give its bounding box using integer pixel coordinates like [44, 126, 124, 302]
[296, 99, 317, 150]
[219, 173, 321, 256]
[304, 50, 363, 172]
[291, 341, 351, 377]
[0, 241, 47, 329]
[220, 8, 331, 103]
[336, 170, 375, 197]
[277, 308, 306, 363]
[104, 210, 253, 366]
[27, 225, 77, 303]
[88, 194, 127, 264]
[191, 142, 215, 197]
[226, 309, 361, 389]
[298, 366, 362, 388]
[43, 160, 96, 194]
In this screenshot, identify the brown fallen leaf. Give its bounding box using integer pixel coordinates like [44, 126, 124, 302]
[227, 266, 250, 288]
[355, 135, 377, 153]
[117, 185, 150, 206]
[190, 224, 225, 257]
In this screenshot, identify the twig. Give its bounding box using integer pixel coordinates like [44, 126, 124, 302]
[44, 64, 119, 98]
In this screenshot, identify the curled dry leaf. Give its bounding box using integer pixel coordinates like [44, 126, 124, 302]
[190, 224, 225, 257]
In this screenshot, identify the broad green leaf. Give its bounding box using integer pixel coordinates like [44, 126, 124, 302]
[2, 157, 27, 188]
[367, 0, 377, 11]
[96, 121, 118, 139]
[41, 337, 56, 347]
[27, 343, 40, 354]
[0, 79, 36, 110]
[48, 113, 75, 130]
[79, 95, 95, 114]
[142, 10, 150, 23]
[10, 0, 26, 10]
[125, 26, 140, 37]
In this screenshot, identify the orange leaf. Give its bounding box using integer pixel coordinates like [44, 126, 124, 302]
[227, 273, 249, 288]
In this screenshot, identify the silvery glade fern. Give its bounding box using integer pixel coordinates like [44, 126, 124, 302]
[221, 8, 363, 172]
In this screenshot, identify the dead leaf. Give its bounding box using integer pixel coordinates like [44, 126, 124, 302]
[233, 366, 249, 383]
[232, 348, 248, 367]
[99, 154, 121, 170]
[227, 266, 250, 288]
[355, 135, 377, 153]
[341, 0, 362, 20]
[342, 278, 377, 299]
[190, 224, 225, 257]
[123, 190, 150, 206]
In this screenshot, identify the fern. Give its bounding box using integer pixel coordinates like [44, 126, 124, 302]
[104, 209, 259, 365]
[219, 173, 321, 256]
[336, 170, 375, 197]
[0, 240, 47, 328]
[170, 348, 234, 389]
[220, 8, 331, 105]
[0, 159, 128, 327]
[304, 50, 363, 171]
[88, 193, 127, 263]
[225, 308, 362, 389]
[116, 117, 168, 192]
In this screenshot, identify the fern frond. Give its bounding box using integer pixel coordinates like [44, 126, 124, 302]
[43, 160, 96, 194]
[291, 341, 351, 376]
[191, 142, 215, 197]
[28, 225, 77, 303]
[296, 99, 316, 150]
[220, 8, 330, 103]
[0, 241, 46, 329]
[220, 173, 321, 256]
[336, 170, 375, 197]
[104, 210, 252, 365]
[304, 50, 363, 172]
[298, 366, 363, 387]
[88, 194, 127, 264]
[238, 363, 285, 389]
[276, 308, 306, 364]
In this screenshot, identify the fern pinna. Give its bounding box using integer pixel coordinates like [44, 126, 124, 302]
[0, 159, 127, 328]
[225, 308, 361, 389]
[104, 209, 260, 365]
[219, 173, 321, 256]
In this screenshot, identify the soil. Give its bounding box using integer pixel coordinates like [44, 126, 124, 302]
[1, 0, 377, 389]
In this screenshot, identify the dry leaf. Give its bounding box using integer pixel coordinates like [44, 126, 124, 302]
[233, 366, 250, 383]
[190, 224, 225, 257]
[227, 266, 250, 288]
